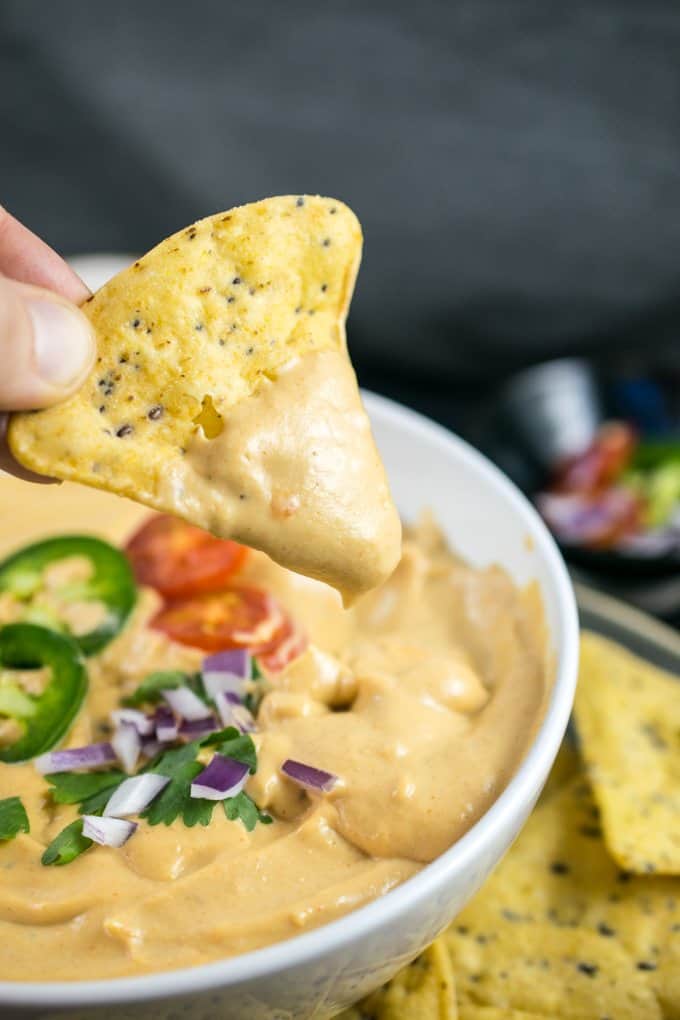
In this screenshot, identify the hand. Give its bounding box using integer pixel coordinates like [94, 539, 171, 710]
[0, 207, 96, 481]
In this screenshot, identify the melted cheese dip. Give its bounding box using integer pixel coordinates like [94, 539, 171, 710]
[0, 478, 549, 980]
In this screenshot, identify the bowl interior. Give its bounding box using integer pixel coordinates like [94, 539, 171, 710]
[0, 388, 579, 1009]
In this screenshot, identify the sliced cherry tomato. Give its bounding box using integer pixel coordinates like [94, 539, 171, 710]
[554, 422, 637, 494]
[125, 515, 248, 599]
[253, 614, 308, 673]
[150, 587, 285, 652]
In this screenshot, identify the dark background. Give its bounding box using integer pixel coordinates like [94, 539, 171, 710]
[2, 0, 679, 434]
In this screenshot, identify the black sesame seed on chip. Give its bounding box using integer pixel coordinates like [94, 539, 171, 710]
[115, 424, 134, 438]
[597, 922, 616, 937]
[321, 283, 328, 292]
[296, 197, 305, 207]
[195, 323, 204, 331]
[577, 962, 598, 978]
[132, 318, 140, 329]
[232, 276, 241, 285]
[322, 238, 331, 247]
[550, 861, 570, 875]
[148, 405, 163, 421]
[637, 961, 657, 971]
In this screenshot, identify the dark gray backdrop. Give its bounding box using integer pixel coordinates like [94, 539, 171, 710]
[2, 0, 679, 419]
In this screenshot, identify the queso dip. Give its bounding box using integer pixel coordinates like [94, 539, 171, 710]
[0, 478, 549, 980]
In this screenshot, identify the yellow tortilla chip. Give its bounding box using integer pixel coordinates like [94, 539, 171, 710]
[537, 738, 581, 804]
[445, 918, 661, 1019]
[9, 196, 401, 600]
[575, 632, 680, 874]
[454, 775, 679, 1013]
[458, 1009, 550, 1020]
[339, 941, 457, 1020]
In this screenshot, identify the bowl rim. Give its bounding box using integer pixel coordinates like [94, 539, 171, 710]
[0, 391, 579, 1007]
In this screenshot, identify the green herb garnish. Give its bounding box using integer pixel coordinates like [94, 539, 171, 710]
[141, 728, 260, 827]
[123, 669, 204, 707]
[224, 791, 272, 832]
[46, 770, 126, 816]
[0, 796, 29, 841]
[41, 818, 92, 866]
[203, 726, 258, 773]
[141, 740, 205, 827]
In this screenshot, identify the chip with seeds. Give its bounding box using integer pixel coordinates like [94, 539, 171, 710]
[537, 737, 581, 805]
[445, 918, 661, 1019]
[338, 941, 457, 1020]
[458, 1008, 550, 1020]
[574, 632, 680, 875]
[9, 196, 401, 601]
[452, 775, 678, 1014]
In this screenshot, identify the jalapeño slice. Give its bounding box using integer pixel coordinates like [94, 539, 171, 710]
[0, 536, 137, 656]
[0, 624, 87, 763]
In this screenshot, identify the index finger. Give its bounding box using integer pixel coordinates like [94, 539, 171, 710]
[0, 206, 90, 305]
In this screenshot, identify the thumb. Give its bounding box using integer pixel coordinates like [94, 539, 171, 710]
[0, 276, 96, 411]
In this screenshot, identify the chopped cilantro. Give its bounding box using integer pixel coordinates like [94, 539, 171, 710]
[202, 726, 257, 773]
[142, 731, 263, 828]
[46, 770, 126, 816]
[224, 791, 272, 832]
[36, 718, 267, 855]
[0, 796, 29, 841]
[244, 658, 265, 714]
[141, 740, 204, 826]
[123, 669, 204, 707]
[41, 818, 92, 866]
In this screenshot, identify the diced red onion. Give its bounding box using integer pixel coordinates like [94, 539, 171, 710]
[155, 705, 178, 742]
[179, 716, 219, 739]
[162, 686, 213, 722]
[103, 773, 170, 817]
[203, 648, 251, 677]
[202, 649, 251, 702]
[82, 814, 137, 847]
[35, 742, 117, 775]
[111, 721, 141, 774]
[215, 691, 256, 733]
[202, 671, 248, 703]
[190, 754, 249, 800]
[281, 758, 338, 793]
[110, 708, 155, 736]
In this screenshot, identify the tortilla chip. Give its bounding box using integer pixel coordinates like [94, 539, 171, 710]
[339, 941, 457, 1020]
[537, 738, 581, 804]
[458, 1009, 550, 1020]
[575, 632, 680, 874]
[454, 775, 679, 1013]
[9, 197, 401, 598]
[445, 918, 661, 1019]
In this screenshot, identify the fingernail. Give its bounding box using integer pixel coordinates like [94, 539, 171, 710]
[27, 297, 94, 388]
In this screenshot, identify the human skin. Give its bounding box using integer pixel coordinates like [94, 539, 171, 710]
[0, 206, 96, 480]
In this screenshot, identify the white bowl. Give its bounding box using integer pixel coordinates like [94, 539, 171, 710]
[0, 392, 579, 1020]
